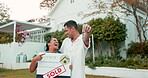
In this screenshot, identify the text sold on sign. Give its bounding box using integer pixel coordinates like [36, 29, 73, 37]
[43, 65, 66, 78]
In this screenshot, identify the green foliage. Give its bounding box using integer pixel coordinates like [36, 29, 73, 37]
[127, 41, 148, 57]
[85, 57, 96, 69]
[102, 16, 127, 46]
[87, 18, 105, 55]
[0, 32, 13, 44]
[26, 60, 32, 62]
[44, 30, 66, 47]
[87, 16, 127, 56]
[102, 16, 127, 56]
[114, 45, 122, 58]
[77, 24, 83, 34]
[86, 55, 148, 69]
[87, 18, 104, 41]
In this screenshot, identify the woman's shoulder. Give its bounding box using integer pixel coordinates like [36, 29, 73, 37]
[57, 51, 62, 53]
[38, 51, 62, 54]
[38, 51, 46, 55]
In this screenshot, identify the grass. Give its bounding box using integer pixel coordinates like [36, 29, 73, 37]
[0, 68, 116, 78]
[86, 75, 118, 78]
[0, 68, 36, 78]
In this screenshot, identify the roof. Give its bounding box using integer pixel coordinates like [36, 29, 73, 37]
[49, 0, 62, 16]
[0, 20, 51, 33]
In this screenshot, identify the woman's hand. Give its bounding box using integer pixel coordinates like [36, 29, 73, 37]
[69, 65, 72, 71]
[33, 53, 45, 62]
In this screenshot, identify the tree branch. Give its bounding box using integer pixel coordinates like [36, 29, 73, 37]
[114, 14, 136, 26]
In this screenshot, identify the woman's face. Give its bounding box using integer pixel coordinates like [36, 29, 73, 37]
[48, 38, 59, 50]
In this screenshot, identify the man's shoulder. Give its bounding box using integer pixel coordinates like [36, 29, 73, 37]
[63, 37, 70, 41]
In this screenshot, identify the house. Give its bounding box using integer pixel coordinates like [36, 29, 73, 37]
[0, 20, 50, 69]
[47, 0, 148, 58]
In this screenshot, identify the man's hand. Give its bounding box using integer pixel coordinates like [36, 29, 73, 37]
[82, 24, 91, 47]
[82, 24, 91, 33]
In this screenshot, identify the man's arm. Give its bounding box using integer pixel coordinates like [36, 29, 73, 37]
[30, 54, 45, 73]
[82, 24, 91, 47]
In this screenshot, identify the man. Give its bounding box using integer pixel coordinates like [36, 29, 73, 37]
[60, 20, 91, 78]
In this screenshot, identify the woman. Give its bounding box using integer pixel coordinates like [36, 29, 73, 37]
[30, 38, 60, 78]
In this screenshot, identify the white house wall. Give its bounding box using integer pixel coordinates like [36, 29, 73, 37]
[0, 43, 13, 69]
[49, 0, 93, 31]
[125, 15, 137, 48]
[0, 42, 46, 69]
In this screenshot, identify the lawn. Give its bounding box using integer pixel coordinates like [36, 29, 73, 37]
[0, 68, 35, 78]
[0, 68, 116, 78]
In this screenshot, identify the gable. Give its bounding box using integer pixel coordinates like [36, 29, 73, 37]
[49, 0, 92, 20]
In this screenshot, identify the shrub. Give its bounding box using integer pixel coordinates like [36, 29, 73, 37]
[0, 32, 13, 44]
[85, 55, 148, 69]
[127, 41, 148, 57]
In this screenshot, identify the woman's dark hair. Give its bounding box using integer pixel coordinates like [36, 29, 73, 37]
[45, 38, 52, 51]
[45, 38, 61, 53]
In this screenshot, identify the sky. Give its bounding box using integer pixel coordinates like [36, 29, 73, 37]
[0, 0, 48, 21]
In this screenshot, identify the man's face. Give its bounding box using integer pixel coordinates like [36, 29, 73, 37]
[64, 26, 73, 39]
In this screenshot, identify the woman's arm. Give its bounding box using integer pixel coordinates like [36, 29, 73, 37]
[30, 54, 45, 73]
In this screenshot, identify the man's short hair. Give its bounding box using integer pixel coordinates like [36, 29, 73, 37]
[64, 20, 78, 30]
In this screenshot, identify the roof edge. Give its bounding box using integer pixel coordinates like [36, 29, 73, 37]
[14, 20, 51, 28]
[49, 0, 63, 16]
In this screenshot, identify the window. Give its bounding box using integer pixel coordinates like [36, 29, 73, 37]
[138, 16, 144, 29]
[138, 16, 147, 41]
[70, 0, 74, 3]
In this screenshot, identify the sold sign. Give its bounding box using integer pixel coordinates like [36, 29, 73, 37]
[43, 65, 66, 78]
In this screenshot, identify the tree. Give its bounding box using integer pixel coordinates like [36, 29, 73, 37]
[111, 0, 148, 43]
[27, 16, 48, 23]
[87, 18, 104, 56]
[0, 32, 13, 44]
[102, 16, 127, 56]
[40, 0, 57, 10]
[87, 16, 127, 56]
[15, 24, 30, 46]
[27, 0, 58, 23]
[0, 3, 10, 23]
[84, 0, 148, 43]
